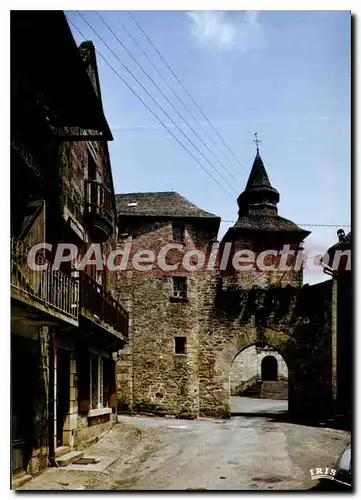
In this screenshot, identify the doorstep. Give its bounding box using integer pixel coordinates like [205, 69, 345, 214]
[63, 454, 118, 472]
[56, 451, 84, 467]
[55, 446, 70, 458]
[11, 470, 33, 489]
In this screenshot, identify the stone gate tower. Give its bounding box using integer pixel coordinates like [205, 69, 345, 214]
[221, 148, 310, 288]
[115, 151, 320, 420]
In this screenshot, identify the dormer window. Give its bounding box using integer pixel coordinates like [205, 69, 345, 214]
[172, 223, 185, 242]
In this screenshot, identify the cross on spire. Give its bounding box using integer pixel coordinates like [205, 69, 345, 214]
[253, 132, 261, 153]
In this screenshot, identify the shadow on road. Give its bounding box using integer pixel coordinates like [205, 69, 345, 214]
[231, 411, 351, 432]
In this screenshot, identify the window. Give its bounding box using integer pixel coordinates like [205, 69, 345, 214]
[90, 355, 104, 409]
[172, 276, 187, 299]
[172, 223, 185, 242]
[174, 336, 186, 355]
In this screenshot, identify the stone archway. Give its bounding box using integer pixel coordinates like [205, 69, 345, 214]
[199, 327, 296, 419]
[261, 355, 278, 381]
[228, 341, 289, 413]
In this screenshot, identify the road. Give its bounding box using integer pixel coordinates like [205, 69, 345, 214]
[231, 396, 288, 414]
[110, 414, 349, 490]
[18, 405, 350, 491]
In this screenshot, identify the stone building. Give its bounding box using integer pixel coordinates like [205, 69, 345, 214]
[115, 149, 336, 422]
[11, 12, 128, 483]
[115, 192, 221, 417]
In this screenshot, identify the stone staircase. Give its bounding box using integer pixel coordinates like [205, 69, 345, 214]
[260, 381, 288, 400]
[238, 381, 262, 398]
[237, 380, 288, 400]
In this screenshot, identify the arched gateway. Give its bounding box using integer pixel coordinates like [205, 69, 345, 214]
[198, 327, 299, 419]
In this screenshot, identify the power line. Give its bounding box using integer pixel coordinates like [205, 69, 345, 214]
[95, 11, 238, 192]
[293, 224, 351, 228]
[128, 11, 248, 175]
[66, 13, 352, 233]
[220, 221, 351, 228]
[117, 13, 239, 183]
[77, 11, 237, 196]
[66, 15, 234, 199]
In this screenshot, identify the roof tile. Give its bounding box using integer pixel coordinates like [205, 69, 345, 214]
[115, 191, 220, 220]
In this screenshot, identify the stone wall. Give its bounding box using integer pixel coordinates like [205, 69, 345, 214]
[59, 140, 109, 228]
[198, 279, 333, 421]
[219, 234, 304, 289]
[74, 413, 116, 450]
[57, 139, 119, 298]
[115, 218, 218, 418]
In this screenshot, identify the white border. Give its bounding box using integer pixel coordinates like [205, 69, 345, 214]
[2, 3, 357, 499]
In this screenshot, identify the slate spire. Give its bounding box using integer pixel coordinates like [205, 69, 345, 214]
[237, 150, 280, 217]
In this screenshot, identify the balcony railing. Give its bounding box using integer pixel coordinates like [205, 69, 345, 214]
[84, 179, 114, 242]
[79, 272, 128, 339]
[85, 179, 113, 220]
[11, 235, 79, 322]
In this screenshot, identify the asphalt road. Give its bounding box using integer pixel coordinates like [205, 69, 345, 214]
[113, 414, 350, 490]
[17, 405, 350, 491]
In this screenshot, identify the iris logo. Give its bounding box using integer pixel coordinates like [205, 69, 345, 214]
[309, 468, 336, 481]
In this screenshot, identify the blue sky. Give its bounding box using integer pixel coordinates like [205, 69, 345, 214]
[66, 10, 350, 284]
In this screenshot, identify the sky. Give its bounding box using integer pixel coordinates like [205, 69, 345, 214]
[66, 10, 351, 284]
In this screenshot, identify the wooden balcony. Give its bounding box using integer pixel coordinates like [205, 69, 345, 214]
[79, 272, 128, 343]
[84, 179, 114, 242]
[11, 235, 79, 326]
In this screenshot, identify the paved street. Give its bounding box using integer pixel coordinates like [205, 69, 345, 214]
[231, 396, 288, 414]
[18, 411, 350, 491]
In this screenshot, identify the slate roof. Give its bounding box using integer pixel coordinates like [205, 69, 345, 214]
[232, 214, 309, 233]
[245, 151, 274, 190]
[234, 151, 310, 236]
[115, 192, 220, 220]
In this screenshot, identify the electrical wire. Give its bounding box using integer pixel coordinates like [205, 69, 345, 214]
[117, 13, 240, 183]
[220, 221, 351, 227]
[128, 11, 249, 175]
[77, 11, 238, 195]
[66, 15, 235, 200]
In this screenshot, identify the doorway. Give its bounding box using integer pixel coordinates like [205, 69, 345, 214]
[11, 336, 37, 473]
[56, 348, 70, 448]
[261, 355, 278, 381]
